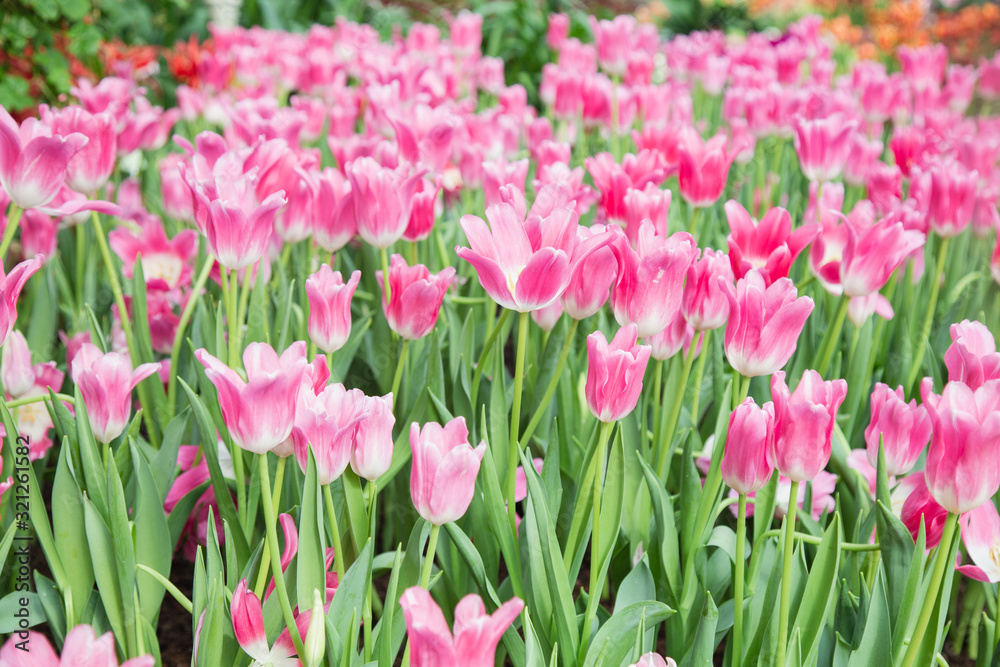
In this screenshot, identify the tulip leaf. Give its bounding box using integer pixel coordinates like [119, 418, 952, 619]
[489, 338, 509, 475]
[680, 592, 717, 667]
[131, 441, 172, 623]
[130, 259, 168, 437]
[329, 540, 372, 651]
[297, 447, 327, 610]
[374, 546, 403, 667]
[195, 575, 225, 667]
[479, 412, 525, 599]
[597, 428, 625, 569]
[32, 571, 66, 644]
[74, 384, 108, 519]
[244, 264, 270, 345]
[52, 437, 94, 625]
[331, 311, 374, 381]
[150, 410, 189, 500]
[0, 522, 15, 579]
[106, 455, 139, 656]
[906, 519, 961, 667]
[342, 469, 369, 563]
[274, 278, 296, 351]
[638, 455, 681, 605]
[848, 568, 892, 666]
[0, 592, 46, 633]
[25, 263, 57, 363]
[582, 601, 674, 667]
[84, 494, 127, 651]
[790, 514, 841, 664]
[891, 521, 926, 658]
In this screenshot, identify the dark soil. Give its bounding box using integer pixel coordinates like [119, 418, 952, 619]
[157, 559, 195, 666]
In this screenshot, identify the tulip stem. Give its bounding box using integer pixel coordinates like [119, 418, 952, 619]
[775, 480, 800, 667]
[391, 339, 409, 410]
[75, 221, 86, 311]
[815, 296, 849, 378]
[688, 207, 700, 236]
[470, 308, 510, 407]
[227, 268, 242, 369]
[689, 330, 711, 431]
[906, 236, 951, 395]
[5, 393, 75, 408]
[420, 523, 441, 589]
[167, 256, 216, 420]
[732, 493, 747, 666]
[380, 247, 392, 302]
[580, 419, 614, 662]
[521, 318, 579, 448]
[90, 209, 159, 448]
[323, 484, 347, 581]
[900, 512, 959, 667]
[259, 454, 307, 660]
[0, 202, 22, 260]
[650, 359, 664, 457]
[656, 332, 700, 479]
[506, 311, 530, 541]
[756, 528, 881, 551]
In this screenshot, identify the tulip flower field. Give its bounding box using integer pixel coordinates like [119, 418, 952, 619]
[3, 7, 1000, 667]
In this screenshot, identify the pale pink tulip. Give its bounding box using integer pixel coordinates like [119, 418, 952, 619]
[376, 255, 455, 340]
[0, 624, 153, 667]
[351, 393, 395, 481]
[944, 320, 1000, 390]
[586, 323, 651, 423]
[306, 266, 361, 355]
[348, 157, 424, 249]
[71, 343, 159, 444]
[410, 416, 485, 525]
[865, 383, 932, 476]
[293, 382, 368, 485]
[957, 502, 1000, 583]
[0, 107, 88, 209]
[771, 370, 848, 483]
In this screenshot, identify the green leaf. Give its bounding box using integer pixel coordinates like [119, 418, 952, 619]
[297, 447, 327, 609]
[848, 568, 892, 666]
[106, 456, 138, 655]
[84, 495, 127, 651]
[75, 384, 108, 519]
[681, 592, 718, 667]
[195, 575, 225, 667]
[52, 438, 94, 625]
[479, 411, 524, 598]
[582, 601, 674, 667]
[0, 592, 46, 633]
[151, 411, 189, 501]
[638, 455, 681, 603]
[329, 540, 373, 652]
[131, 442, 172, 623]
[597, 429, 625, 569]
[789, 514, 842, 664]
[375, 547, 403, 667]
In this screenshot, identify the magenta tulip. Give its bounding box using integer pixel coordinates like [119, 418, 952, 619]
[682, 247, 734, 331]
[771, 370, 848, 483]
[586, 323, 652, 423]
[899, 472, 949, 548]
[71, 343, 159, 444]
[721, 398, 775, 495]
[726, 201, 818, 286]
[944, 320, 1000, 389]
[957, 502, 1000, 583]
[720, 270, 814, 378]
[410, 416, 485, 525]
[348, 156, 424, 249]
[376, 254, 455, 340]
[306, 266, 361, 354]
[792, 114, 857, 183]
[562, 224, 618, 320]
[293, 382, 368, 485]
[677, 129, 734, 208]
[864, 382, 932, 476]
[231, 579, 312, 667]
[43, 106, 117, 195]
[0, 107, 88, 210]
[840, 215, 924, 297]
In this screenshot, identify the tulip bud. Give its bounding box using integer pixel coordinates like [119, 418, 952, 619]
[864, 383, 932, 476]
[410, 417, 485, 525]
[721, 398, 775, 495]
[771, 370, 848, 483]
[1, 330, 35, 398]
[682, 247, 734, 331]
[306, 266, 361, 354]
[303, 589, 326, 666]
[792, 114, 856, 183]
[72, 344, 160, 443]
[351, 393, 395, 481]
[586, 323, 652, 423]
[376, 255, 455, 340]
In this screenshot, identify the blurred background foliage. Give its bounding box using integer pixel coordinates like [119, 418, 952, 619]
[0, 0, 996, 117]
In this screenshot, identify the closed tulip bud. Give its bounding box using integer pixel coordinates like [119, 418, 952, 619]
[771, 370, 848, 483]
[351, 393, 395, 481]
[71, 344, 160, 443]
[376, 255, 455, 340]
[303, 589, 326, 666]
[682, 247, 734, 331]
[410, 417, 485, 525]
[944, 320, 1000, 389]
[722, 398, 775, 495]
[306, 265, 361, 354]
[294, 383, 368, 485]
[922, 378, 1000, 514]
[586, 323, 652, 422]
[864, 383, 932, 476]
[792, 114, 856, 183]
[1, 330, 34, 398]
[957, 502, 1000, 583]
[721, 271, 814, 378]
[348, 157, 425, 249]
[629, 653, 678, 667]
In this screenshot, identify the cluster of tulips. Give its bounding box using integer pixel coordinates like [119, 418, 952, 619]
[2, 6, 1000, 667]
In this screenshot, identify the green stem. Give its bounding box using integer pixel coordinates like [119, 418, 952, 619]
[506, 312, 530, 540]
[363, 482, 377, 662]
[756, 528, 881, 552]
[380, 246, 392, 302]
[650, 359, 664, 457]
[580, 420, 614, 661]
[688, 330, 711, 431]
[75, 221, 86, 311]
[419, 524, 441, 589]
[271, 456, 286, 515]
[227, 268, 241, 369]
[688, 207, 701, 236]
[776, 480, 801, 667]
[520, 319, 579, 447]
[137, 564, 193, 613]
[470, 308, 510, 407]
[733, 493, 747, 666]
[656, 333, 700, 478]
[391, 339, 409, 409]
[906, 237, 951, 394]
[900, 512, 959, 667]
[232, 441, 247, 534]
[258, 453, 306, 659]
[167, 256, 215, 420]
[323, 484, 347, 581]
[5, 393, 75, 408]
[815, 296, 849, 378]
[0, 203, 22, 260]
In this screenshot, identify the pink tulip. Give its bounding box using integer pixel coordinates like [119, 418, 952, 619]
[410, 417, 485, 525]
[957, 502, 1000, 583]
[2, 329, 65, 461]
[449, 10, 483, 58]
[313, 167, 356, 252]
[70, 343, 159, 444]
[867, 163, 904, 215]
[678, 130, 734, 208]
[0, 106, 88, 209]
[109, 219, 198, 291]
[1, 329, 35, 398]
[899, 472, 949, 548]
[682, 247, 734, 331]
[945, 320, 1000, 389]
[195, 343, 307, 454]
[609, 222, 697, 338]
[562, 224, 618, 320]
[531, 301, 564, 331]
[483, 159, 530, 210]
[306, 266, 361, 354]
[898, 44, 948, 91]
[400, 587, 524, 667]
[847, 449, 879, 499]
[160, 153, 194, 223]
[792, 114, 857, 182]
[0, 255, 41, 348]
[864, 383, 932, 476]
[293, 383, 367, 485]
[646, 310, 698, 361]
[725, 201, 818, 286]
[404, 177, 440, 242]
[351, 393, 395, 481]
[376, 255, 455, 340]
[912, 161, 978, 237]
[0, 624, 153, 667]
[589, 15, 635, 75]
[586, 323, 652, 423]
[847, 293, 895, 327]
[629, 653, 678, 667]
[622, 183, 672, 243]
[922, 378, 1000, 514]
[844, 135, 884, 187]
[771, 370, 848, 483]
[42, 106, 117, 195]
[774, 470, 839, 519]
[348, 157, 424, 249]
[547, 13, 570, 50]
[231, 579, 312, 667]
[720, 271, 814, 378]
[722, 398, 775, 495]
[840, 215, 925, 297]
[585, 151, 666, 228]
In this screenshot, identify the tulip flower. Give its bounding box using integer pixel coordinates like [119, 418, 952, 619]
[589, 15, 635, 75]
[0, 624, 153, 667]
[771, 370, 848, 483]
[1, 329, 37, 398]
[2, 329, 65, 461]
[726, 201, 818, 286]
[677, 129, 734, 208]
[562, 224, 617, 320]
[350, 393, 395, 481]
[585, 323, 651, 423]
[840, 215, 924, 297]
[0, 107, 88, 210]
[609, 221, 697, 338]
[957, 502, 1000, 583]
[646, 310, 697, 361]
[306, 266, 361, 354]
[864, 383, 932, 477]
[348, 157, 425, 249]
[293, 383, 368, 485]
[531, 301, 564, 331]
[921, 378, 1000, 515]
[313, 167, 356, 252]
[70, 343, 159, 444]
[399, 587, 524, 667]
[622, 183, 671, 242]
[547, 13, 570, 49]
[376, 255, 455, 340]
[195, 343, 307, 454]
[720, 270, 814, 378]
[231, 579, 313, 667]
[944, 320, 1000, 389]
[404, 177, 440, 242]
[42, 105, 117, 195]
[0, 255, 42, 349]
[912, 161, 978, 238]
[899, 472, 949, 549]
[109, 218, 198, 290]
[410, 416, 485, 526]
[629, 653, 678, 667]
[847, 293, 895, 327]
[792, 114, 857, 182]
[585, 151, 665, 232]
[721, 398, 775, 495]
[682, 247, 734, 331]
